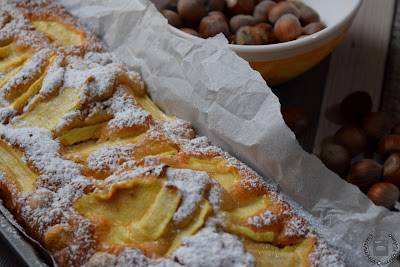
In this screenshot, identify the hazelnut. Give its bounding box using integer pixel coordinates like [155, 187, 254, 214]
[299, 5, 320, 26]
[161, 9, 184, 28]
[180, 27, 203, 37]
[391, 122, 400, 135]
[199, 13, 230, 38]
[44, 224, 73, 250]
[235, 26, 264, 45]
[274, 14, 302, 42]
[177, 0, 207, 27]
[268, 2, 300, 24]
[360, 112, 391, 142]
[229, 15, 259, 33]
[378, 135, 400, 158]
[320, 142, 351, 174]
[383, 153, 400, 188]
[334, 125, 367, 156]
[367, 182, 400, 209]
[340, 91, 372, 121]
[281, 106, 309, 136]
[229, 34, 236, 44]
[347, 159, 382, 193]
[302, 21, 326, 35]
[287, 0, 306, 9]
[253, 0, 276, 22]
[226, 0, 255, 16]
[157, 0, 178, 10]
[254, 23, 277, 44]
[208, 11, 228, 21]
[207, 0, 225, 12]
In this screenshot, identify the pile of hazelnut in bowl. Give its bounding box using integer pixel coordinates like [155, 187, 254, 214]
[156, 0, 363, 85]
[319, 91, 400, 211]
[160, 0, 326, 45]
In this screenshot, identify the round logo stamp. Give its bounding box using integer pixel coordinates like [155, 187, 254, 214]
[362, 230, 399, 266]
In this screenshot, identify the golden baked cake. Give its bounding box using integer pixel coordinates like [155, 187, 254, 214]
[0, 0, 344, 266]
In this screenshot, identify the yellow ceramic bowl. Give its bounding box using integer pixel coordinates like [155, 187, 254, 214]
[168, 0, 363, 85]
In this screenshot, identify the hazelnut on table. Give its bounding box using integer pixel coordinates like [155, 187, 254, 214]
[347, 159, 382, 193]
[367, 182, 399, 210]
[383, 153, 400, 189]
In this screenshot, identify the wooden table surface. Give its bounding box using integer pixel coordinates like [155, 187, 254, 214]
[274, 0, 399, 156]
[1, 0, 400, 266]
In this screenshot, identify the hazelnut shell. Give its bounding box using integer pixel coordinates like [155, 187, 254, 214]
[235, 26, 264, 45]
[281, 106, 310, 136]
[226, 0, 255, 16]
[268, 1, 300, 24]
[230, 15, 259, 33]
[199, 13, 230, 38]
[302, 22, 326, 35]
[180, 27, 203, 38]
[177, 0, 207, 27]
[299, 5, 320, 26]
[347, 159, 382, 193]
[253, 0, 276, 21]
[367, 182, 399, 209]
[334, 125, 367, 156]
[161, 9, 184, 28]
[274, 14, 302, 42]
[254, 23, 277, 44]
[320, 142, 351, 174]
[378, 134, 400, 158]
[207, 0, 225, 12]
[383, 153, 400, 189]
[288, 0, 306, 9]
[360, 112, 391, 142]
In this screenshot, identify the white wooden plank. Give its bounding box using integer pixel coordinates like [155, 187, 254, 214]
[382, 2, 400, 125]
[313, 0, 396, 155]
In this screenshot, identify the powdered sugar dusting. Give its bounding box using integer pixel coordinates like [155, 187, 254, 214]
[170, 226, 255, 267]
[0, 48, 51, 105]
[63, 56, 123, 104]
[247, 209, 277, 228]
[84, 51, 122, 67]
[25, 53, 65, 108]
[284, 215, 309, 237]
[86, 143, 135, 174]
[166, 168, 220, 222]
[0, 126, 83, 189]
[0, 6, 53, 51]
[102, 160, 165, 190]
[309, 241, 346, 267]
[106, 86, 152, 132]
[0, 125, 93, 237]
[0, 107, 16, 123]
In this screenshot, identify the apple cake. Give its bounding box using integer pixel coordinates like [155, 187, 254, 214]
[0, 0, 344, 266]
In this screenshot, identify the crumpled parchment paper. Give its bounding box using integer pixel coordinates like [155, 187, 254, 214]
[57, 0, 400, 265]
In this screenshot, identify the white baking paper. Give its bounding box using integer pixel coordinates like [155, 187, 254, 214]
[58, 0, 400, 266]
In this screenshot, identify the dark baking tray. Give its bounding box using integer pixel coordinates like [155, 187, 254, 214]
[0, 204, 55, 267]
